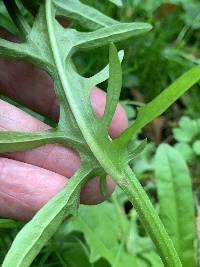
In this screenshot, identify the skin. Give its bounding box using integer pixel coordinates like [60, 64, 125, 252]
[0, 57, 128, 221]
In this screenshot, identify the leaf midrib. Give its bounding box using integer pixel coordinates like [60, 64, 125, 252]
[165, 151, 181, 257]
[45, 0, 122, 177]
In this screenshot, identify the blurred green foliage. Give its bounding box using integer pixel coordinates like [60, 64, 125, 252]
[0, 0, 200, 266]
[74, 0, 200, 105]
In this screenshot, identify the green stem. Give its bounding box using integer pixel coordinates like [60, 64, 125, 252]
[116, 165, 182, 267]
[45, 0, 182, 265]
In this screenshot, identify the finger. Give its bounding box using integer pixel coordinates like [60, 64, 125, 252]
[0, 26, 59, 120]
[91, 88, 128, 138]
[0, 41, 127, 132]
[0, 99, 79, 177]
[0, 61, 127, 136]
[0, 158, 114, 220]
[0, 88, 127, 205]
[0, 87, 128, 175]
[0, 59, 59, 121]
[0, 60, 127, 134]
[80, 176, 115, 204]
[0, 87, 128, 137]
[0, 157, 67, 220]
[0, 100, 116, 205]
[0, 28, 128, 134]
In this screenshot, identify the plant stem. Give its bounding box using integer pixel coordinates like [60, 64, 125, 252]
[116, 165, 182, 267]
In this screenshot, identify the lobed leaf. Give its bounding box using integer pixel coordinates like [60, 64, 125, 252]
[0, 39, 31, 59]
[2, 166, 91, 267]
[0, 129, 66, 153]
[102, 43, 122, 129]
[127, 139, 147, 162]
[55, 0, 116, 30]
[89, 50, 124, 89]
[75, 22, 152, 51]
[0, 0, 191, 266]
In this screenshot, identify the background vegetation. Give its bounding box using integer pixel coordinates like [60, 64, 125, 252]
[0, 0, 200, 266]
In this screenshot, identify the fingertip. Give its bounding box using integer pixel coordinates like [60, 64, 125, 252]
[90, 87, 128, 138]
[80, 176, 115, 204]
[109, 102, 128, 138]
[0, 158, 68, 221]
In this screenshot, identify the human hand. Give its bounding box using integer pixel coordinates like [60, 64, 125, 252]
[0, 50, 128, 221]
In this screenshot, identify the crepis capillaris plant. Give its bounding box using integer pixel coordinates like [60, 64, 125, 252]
[1, 1, 200, 266]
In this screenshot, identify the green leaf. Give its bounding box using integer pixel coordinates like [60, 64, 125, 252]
[55, 0, 116, 30]
[118, 65, 200, 144]
[61, 235, 94, 267]
[108, 0, 123, 7]
[128, 139, 147, 162]
[192, 140, 200, 155]
[175, 142, 195, 162]
[0, 39, 33, 60]
[142, 252, 163, 267]
[131, 142, 155, 176]
[66, 202, 121, 264]
[3, 0, 31, 39]
[0, 129, 67, 153]
[89, 50, 124, 87]
[0, 1, 183, 266]
[173, 116, 200, 143]
[0, 1, 19, 35]
[102, 43, 122, 129]
[155, 144, 197, 267]
[2, 166, 91, 267]
[76, 22, 152, 50]
[64, 201, 142, 267]
[117, 165, 182, 267]
[0, 219, 19, 229]
[120, 100, 136, 122]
